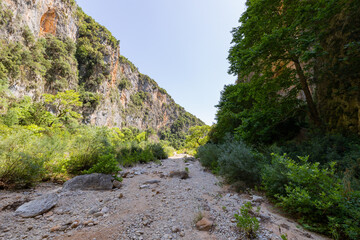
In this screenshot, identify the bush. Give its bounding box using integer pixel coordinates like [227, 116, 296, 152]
[0, 128, 46, 188]
[261, 153, 290, 198]
[164, 145, 175, 157]
[196, 143, 221, 174]
[234, 202, 260, 239]
[82, 154, 121, 175]
[265, 153, 360, 239]
[279, 133, 360, 175]
[217, 140, 265, 186]
[64, 127, 112, 174]
[148, 143, 168, 160]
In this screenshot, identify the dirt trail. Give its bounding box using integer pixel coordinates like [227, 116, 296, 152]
[0, 154, 329, 240]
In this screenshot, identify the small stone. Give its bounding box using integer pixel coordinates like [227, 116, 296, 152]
[93, 212, 104, 217]
[139, 185, 150, 189]
[50, 225, 61, 232]
[71, 221, 80, 229]
[112, 180, 122, 189]
[196, 217, 213, 231]
[252, 195, 264, 203]
[88, 207, 100, 215]
[101, 207, 109, 214]
[118, 193, 124, 199]
[171, 226, 180, 233]
[179, 231, 185, 237]
[84, 220, 94, 226]
[42, 234, 49, 239]
[144, 179, 161, 184]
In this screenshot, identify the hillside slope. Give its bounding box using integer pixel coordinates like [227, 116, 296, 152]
[0, 0, 203, 135]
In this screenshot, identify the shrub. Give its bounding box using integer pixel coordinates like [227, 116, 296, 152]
[234, 202, 260, 239]
[217, 140, 264, 186]
[163, 145, 175, 157]
[267, 153, 360, 239]
[261, 153, 290, 198]
[82, 154, 121, 175]
[148, 143, 168, 160]
[118, 77, 132, 90]
[278, 133, 360, 190]
[0, 128, 46, 188]
[196, 143, 221, 174]
[64, 127, 112, 174]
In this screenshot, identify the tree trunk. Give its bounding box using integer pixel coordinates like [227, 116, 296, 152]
[293, 59, 322, 127]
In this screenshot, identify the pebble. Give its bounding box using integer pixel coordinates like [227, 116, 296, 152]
[93, 212, 104, 217]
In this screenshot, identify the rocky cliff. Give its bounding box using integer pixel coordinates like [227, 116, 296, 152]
[0, 0, 203, 134]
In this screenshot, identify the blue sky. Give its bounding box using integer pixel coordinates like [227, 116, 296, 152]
[76, 0, 247, 125]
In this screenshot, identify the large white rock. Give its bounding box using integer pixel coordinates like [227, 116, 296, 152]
[15, 193, 58, 218]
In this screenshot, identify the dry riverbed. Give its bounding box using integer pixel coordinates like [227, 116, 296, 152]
[0, 154, 329, 240]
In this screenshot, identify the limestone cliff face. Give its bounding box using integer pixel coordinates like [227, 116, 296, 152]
[0, 0, 203, 131]
[1, 0, 77, 41]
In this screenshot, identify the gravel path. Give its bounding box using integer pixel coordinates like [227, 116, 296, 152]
[0, 154, 329, 240]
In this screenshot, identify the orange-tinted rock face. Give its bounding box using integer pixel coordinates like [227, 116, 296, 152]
[40, 9, 58, 36]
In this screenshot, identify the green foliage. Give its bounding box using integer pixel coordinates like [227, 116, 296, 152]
[118, 77, 132, 91]
[160, 112, 204, 150]
[42, 35, 78, 91]
[44, 90, 83, 126]
[263, 153, 360, 239]
[82, 154, 121, 175]
[76, 8, 119, 91]
[213, 80, 304, 145]
[196, 143, 221, 174]
[261, 153, 289, 198]
[130, 91, 149, 106]
[0, 2, 13, 26]
[198, 138, 264, 185]
[119, 55, 138, 73]
[148, 143, 168, 160]
[185, 125, 211, 150]
[79, 87, 101, 109]
[234, 202, 260, 239]
[0, 31, 77, 92]
[277, 133, 360, 189]
[217, 139, 265, 185]
[0, 127, 46, 188]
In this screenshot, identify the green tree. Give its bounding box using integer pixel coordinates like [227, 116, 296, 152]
[43, 90, 82, 126]
[185, 125, 211, 149]
[227, 0, 338, 127]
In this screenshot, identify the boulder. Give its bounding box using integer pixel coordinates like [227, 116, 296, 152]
[62, 173, 113, 191]
[169, 171, 189, 179]
[15, 193, 58, 218]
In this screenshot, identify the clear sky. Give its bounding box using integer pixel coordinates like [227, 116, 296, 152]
[76, 0, 247, 125]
